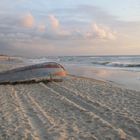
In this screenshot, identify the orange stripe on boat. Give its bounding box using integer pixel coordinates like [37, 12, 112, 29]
[54, 71, 67, 76]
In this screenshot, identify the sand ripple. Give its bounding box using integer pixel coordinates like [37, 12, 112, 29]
[0, 75, 139, 140]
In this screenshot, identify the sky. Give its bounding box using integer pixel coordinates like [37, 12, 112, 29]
[0, 0, 140, 57]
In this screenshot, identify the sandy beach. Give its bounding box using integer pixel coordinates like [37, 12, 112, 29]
[0, 59, 140, 140]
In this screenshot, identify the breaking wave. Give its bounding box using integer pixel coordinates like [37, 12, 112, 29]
[92, 62, 140, 68]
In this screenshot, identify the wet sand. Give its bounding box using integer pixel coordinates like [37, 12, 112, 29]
[0, 60, 140, 140]
[64, 64, 140, 91]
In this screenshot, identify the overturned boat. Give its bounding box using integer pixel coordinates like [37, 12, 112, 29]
[0, 62, 66, 84]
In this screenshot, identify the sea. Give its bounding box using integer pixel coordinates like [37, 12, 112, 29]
[24, 55, 140, 91]
[27, 55, 140, 72]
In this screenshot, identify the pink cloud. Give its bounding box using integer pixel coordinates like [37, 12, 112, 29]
[92, 23, 116, 40]
[21, 13, 35, 28]
[48, 15, 59, 30]
[38, 23, 46, 32]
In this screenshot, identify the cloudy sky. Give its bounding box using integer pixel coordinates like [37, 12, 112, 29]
[0, 0, 140, 57]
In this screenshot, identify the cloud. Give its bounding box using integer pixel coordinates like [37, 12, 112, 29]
[92, 23, 116, 40]
[0, 40, 16, 55]
[85, 23, 116, 40]
[47, 14, 72, 38]
[52, 5, 117, 26]
[38, 23, 46, 32]
[21, 13, 35, 28]
[0, 2, 139, 56]
[48, 15, 60, 30]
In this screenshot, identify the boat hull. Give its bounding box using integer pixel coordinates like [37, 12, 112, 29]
[0, 62, 66, 84]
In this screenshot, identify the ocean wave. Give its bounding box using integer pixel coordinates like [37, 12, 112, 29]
[28, 58, 50, 64]
[92, 62, 110, 65]
[92, 62, 140, 68]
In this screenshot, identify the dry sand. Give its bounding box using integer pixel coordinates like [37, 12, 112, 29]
[0, 61, 140, 140]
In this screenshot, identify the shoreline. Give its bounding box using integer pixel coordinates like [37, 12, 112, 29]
[64, 64, 140, 91]
[0, 58, 140, 92]
[68, 74, 140, 93]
